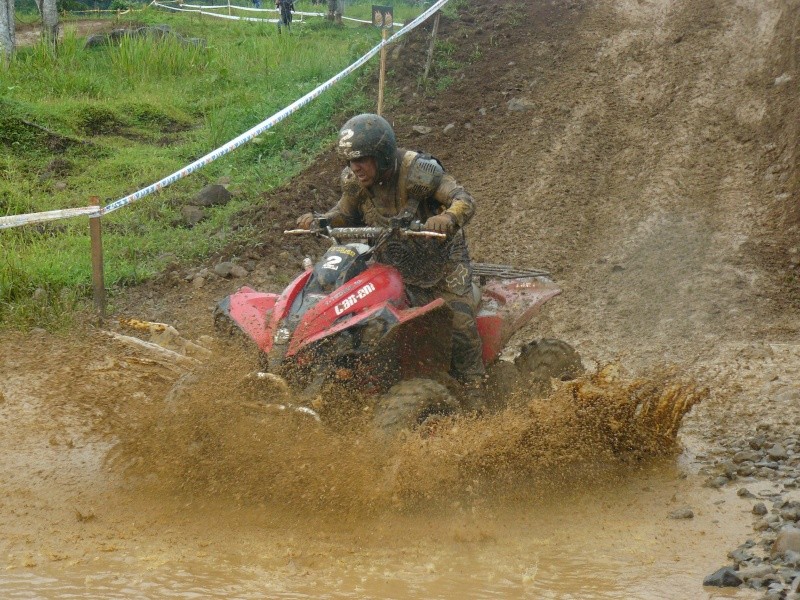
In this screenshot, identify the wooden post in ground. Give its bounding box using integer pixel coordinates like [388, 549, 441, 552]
[227, 0, 231, 16]
[423, 11, 441, 82]
[89, 196, 106, 318]
[377, 27, 388, 116]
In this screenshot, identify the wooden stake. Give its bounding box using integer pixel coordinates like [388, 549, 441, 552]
[423, 11, 441, 82]
[227, 0, 231, 17]
[377, 28, 388, 116]
[89, 196, 106, 318]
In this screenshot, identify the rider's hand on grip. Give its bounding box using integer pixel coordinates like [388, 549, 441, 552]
[296, 213, 315, 230]
[424, 213, 456, 235]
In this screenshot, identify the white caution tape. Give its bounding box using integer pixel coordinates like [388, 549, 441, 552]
[179, 2, 280, 12]
[1, 0, 448, 228]
[0, 206, 101, 230]
[153, 1, 280, 20]
[163, 2, 399, 24]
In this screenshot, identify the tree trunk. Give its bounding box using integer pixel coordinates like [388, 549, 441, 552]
[0, 0, 15, 61]
[36, 0, 59, 46]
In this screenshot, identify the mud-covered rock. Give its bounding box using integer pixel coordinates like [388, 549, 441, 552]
[772, 527, 800, 559]
[703, 566, 742, 587]
[193, 184, 232, 208]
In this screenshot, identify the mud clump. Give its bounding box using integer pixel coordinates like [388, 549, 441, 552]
[107, 359, 706, 517]
[385, 364, 707, 505]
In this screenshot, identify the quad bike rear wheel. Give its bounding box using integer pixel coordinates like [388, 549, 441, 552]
[515, 338, 584, 392]
[372, 378, 459, 437]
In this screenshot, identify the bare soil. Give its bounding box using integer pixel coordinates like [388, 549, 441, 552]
[1, 0, 799, 597]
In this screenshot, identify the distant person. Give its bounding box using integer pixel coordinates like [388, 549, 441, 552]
[276, 0, 294, 31]
[327, 0, 343, 24]
[252, 0, 261, 8]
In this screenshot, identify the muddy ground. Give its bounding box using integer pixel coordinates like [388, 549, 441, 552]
[1, 0, 799, 597]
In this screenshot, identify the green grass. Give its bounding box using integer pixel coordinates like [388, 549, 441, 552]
[0, 0, 449, 329]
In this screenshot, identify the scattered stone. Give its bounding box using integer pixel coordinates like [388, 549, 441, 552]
[785, 551, 800, 567]
[737, 564, 775, 581]
[668, 507, 694, 519]
[738, 488, 756, 498]
[772, 527, 800, 559]
[194, 184, 232, 208]
[443, 123, 456, 134]
[412, 125, 433, 135]
[782, 508, 800, 522]
[180, 205, 206, 227]
[775, 73, 793, 85]
[738, 463, 756, 476]
[729, 547, 755, 564]
[213, 262, 248, 278]
[734, 450, 762, 463]
[706, 476, 729, 489]
[769, 444, 789, 460]
[507, 97, 535, 111]
[754, 503, 769, 516]
[478, 107, 487, 116]
[703, 566, 743, 587]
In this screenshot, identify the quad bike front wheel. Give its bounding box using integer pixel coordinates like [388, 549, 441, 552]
[372, 378, 459, 437]
[514, 338, 584, 392]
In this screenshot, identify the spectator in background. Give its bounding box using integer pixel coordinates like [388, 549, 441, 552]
[276, 0, 294, 31]
[252, 0, 261, 9]
[327, 0, 343, 24]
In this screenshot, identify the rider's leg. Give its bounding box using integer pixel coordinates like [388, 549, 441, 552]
[441, 292, 486, 412]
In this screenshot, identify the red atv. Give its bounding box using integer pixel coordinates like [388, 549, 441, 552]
[215, 218, 582, 435]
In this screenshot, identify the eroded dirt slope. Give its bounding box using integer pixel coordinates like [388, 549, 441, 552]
[1, 0, 799, 597]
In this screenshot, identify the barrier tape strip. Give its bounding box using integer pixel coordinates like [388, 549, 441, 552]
[0, 206, 100, 230]
[153, 2, 281, 21]
[164, 2, 394, 24]
[179, 2, 316, 16]
[1, 0, 447, 229]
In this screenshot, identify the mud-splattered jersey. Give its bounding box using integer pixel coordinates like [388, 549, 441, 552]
[321, 148, 475, 291]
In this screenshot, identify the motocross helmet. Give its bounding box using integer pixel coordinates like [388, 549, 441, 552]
[336, 114, 397, 178]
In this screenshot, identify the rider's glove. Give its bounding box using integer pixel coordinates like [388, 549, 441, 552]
[424, 213, 457, 235]
[296, 213, 314, 230]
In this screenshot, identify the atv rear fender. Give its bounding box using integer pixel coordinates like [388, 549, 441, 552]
[476, 278, 561, 364]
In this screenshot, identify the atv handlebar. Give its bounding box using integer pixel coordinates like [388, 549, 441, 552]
[284, 226, 446, 240]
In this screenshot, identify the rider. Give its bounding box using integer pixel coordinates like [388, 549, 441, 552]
[296, 113, 485, 411]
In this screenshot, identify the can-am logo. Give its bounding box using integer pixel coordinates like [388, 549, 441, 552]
[334, 282, 376, 315]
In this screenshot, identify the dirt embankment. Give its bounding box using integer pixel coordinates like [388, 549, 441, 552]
[1, 0, 799, 597]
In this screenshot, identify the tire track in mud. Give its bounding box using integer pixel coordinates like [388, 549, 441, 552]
[470, 0, 796, 371]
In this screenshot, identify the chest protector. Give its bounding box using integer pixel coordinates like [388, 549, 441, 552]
[365, 151, 466, 289]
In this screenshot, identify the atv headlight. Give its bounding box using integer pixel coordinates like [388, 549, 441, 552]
[274, 327, 291, 344]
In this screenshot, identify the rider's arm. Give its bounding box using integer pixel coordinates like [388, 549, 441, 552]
[432, 174, 476, 228]
[321, 167, 364, 227]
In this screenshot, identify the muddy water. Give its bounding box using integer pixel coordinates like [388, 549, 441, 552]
[0, 462, 756, 599]
[0, 342, 753, 599]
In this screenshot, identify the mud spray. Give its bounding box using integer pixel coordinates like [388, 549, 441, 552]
[106, 348, 708, 523]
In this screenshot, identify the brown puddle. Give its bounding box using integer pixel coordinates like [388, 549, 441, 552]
[0, 358, 753, 599]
